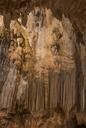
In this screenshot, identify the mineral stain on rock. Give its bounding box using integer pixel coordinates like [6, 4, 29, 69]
[0, 0, 86, 128]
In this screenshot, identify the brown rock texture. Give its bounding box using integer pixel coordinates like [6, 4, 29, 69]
[0, 0, 86, 128]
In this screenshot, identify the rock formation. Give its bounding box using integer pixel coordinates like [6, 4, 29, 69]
[0, 0, 86, 128]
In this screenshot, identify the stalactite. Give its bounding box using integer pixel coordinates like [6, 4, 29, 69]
[0, 6, 86, 128]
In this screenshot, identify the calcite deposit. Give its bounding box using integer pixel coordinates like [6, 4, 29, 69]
[0, 0, 86, 128]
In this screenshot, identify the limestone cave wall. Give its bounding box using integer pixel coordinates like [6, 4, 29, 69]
[0, 1, 86, 128]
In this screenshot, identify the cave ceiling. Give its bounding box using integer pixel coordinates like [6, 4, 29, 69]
[0, 0, 86, 31]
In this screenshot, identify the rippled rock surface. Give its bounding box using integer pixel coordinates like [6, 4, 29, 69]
[0, 6, 86, 128]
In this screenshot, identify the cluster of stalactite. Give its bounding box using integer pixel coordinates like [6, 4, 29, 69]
[0, 7, 86, 128]
[0, 29, 10, 93]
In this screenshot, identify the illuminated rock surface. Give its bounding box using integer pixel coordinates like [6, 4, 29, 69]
[0, 0, 86, 128]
